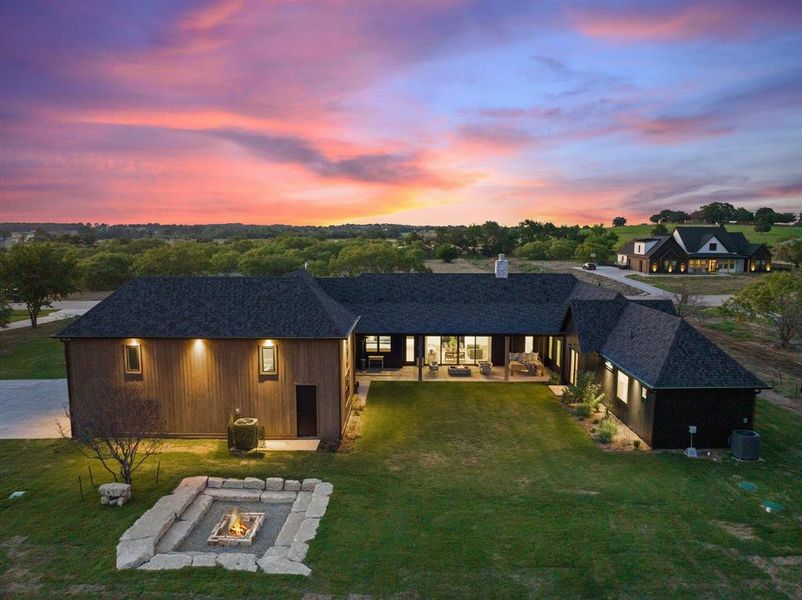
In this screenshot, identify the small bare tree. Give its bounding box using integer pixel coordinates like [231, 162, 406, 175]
[60, 389, 165, 485]
[673, 280, 702, 318]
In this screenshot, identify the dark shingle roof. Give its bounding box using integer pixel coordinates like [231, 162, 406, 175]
[628, 298, 677, 315]
[597, 303, 766, 389]
[317, 272, 618, 334]
[56, 274, 358, 339]
[674, 226, 757, 255]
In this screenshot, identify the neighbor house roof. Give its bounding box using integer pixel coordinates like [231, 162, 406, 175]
[673, 226, 758, 256]
[56, 274, 359, 339]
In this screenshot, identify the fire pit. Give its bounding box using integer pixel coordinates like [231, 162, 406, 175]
[207, 507, 265, 546]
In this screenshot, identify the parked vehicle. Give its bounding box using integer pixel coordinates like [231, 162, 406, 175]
[582, 262, 597, 270]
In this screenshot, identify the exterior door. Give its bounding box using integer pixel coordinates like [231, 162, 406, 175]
[707, 259, 717, 272]
[296, 385, 317, 437]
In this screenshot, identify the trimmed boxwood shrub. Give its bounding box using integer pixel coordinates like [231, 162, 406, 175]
[229, 417, 260, 451]
[597, 417, 617, 444]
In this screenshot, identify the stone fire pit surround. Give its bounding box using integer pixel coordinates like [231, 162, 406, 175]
[116, 476, 333, 576]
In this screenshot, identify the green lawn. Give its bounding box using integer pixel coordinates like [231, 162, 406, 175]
[1, 382, 800, 598]
[612, 224, 802, 248]
[0, 318, 73, 379]
[8, 309, 56, 323]
[628, 273, 759, 295]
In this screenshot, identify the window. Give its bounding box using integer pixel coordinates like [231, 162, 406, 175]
[260, 344, 277, 374]
[364, 335, 392, 353]
[524, 336, 534, 353]
[554, 338, 562, 368]
[405, 336, 415, 363]
[124, 344, 141, 374]
[641, 387, 648, 400]
[709, 243, 717, 251]
[569, 348, 579, 385]
[616, 371, 629, 404]
[547, 336, 553, 360]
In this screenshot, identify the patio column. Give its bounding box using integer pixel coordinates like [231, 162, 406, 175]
[417, 335, 423, 382]
[504, 336, 510, 381]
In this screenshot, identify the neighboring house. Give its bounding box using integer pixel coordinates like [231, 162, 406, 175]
[617, 226, 772, 274]
[56, 257, 767, 448]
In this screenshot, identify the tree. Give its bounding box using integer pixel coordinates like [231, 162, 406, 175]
[516, 241, 550, 260]
[134, 241, 209, 276]
[329, 240, 422, 276]
[549, 239, 578, 260]
[700, 202, 736, 224]
[651, 223, 669, 236]
[210, 250, 241, 275]
[673, 280, 701, 318]
[60, 389, 165, 485]
[4, 242, 79, 326]
[725, 272, 802, 349]
[650, 209, 689, 224]
[753, 207, 777, 232]
[238, 248, 303, 276]
[774, 240, 802, 269]
[733, 207, 754, 223]
[573, 225, 619, 263]
[611, 216, 627, 227]
[0, 259, 11, 328]
[434, 243, 459, 263]
[79, 252, 133, 290]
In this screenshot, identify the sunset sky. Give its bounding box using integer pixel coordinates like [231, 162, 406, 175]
[1, 0, 801, 226]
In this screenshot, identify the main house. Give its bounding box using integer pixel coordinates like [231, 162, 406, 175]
[617, 225, 772, 274]
[57, 258, 767, 449]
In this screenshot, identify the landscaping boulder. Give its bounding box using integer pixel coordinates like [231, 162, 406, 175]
[99, 483, 131, 507]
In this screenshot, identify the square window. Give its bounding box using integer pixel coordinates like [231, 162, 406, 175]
[125, 344, 141, 374]
[709, 243, 717, 251]
[379, 335, 391, 352]
[260, 344, 277, 374]
[617, 372, 629, 404]
[641, 387, 648, 400]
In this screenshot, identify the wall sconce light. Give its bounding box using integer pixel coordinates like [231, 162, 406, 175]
[604, 360, 614, 371]
[766, 263, 771, 271]
[651, 263, 658, 272]
[750, 264, 756, 272]
[680, 263, 686, 273]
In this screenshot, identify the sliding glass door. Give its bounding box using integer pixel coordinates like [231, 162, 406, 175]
[424, 335, 491, 365]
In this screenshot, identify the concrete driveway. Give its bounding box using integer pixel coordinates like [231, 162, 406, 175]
[0, 379, 70, 438]
[576, 266, 733, 306]
[5, 301, 99, 330]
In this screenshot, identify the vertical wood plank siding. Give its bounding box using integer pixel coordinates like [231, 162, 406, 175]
[66, 338, 342, 439]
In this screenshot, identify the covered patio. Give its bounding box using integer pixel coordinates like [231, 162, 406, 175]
[357, 363, 553, 383]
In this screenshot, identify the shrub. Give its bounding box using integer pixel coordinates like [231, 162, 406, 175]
[575, 404, 592, 418]
[562, 372, 604, 412]
[549, 371, 563, 385]
[597, 417, 617, 444]
[230, 417, 260, 451]
[633, 440, 641, 449]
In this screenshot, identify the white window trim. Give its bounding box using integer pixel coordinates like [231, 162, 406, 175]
[260, 344, 277, 375]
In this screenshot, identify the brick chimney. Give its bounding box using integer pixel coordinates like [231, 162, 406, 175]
[494, 254, 508, 279]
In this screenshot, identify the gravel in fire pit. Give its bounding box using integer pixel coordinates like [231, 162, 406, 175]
[177, 501, 292, 555]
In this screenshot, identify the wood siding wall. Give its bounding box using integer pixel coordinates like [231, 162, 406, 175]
[66, 338, 343, 439]
[652, 389, 755, 448]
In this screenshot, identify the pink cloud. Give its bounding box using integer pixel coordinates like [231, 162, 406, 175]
[571, 1, 802, 42]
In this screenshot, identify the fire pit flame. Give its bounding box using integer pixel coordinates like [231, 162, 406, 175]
[228, 507, 248, 537]
[207, 508, 265, 546]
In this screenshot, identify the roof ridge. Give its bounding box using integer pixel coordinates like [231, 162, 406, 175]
[301, 274, 358, 334]
[651, 317, 693, 387]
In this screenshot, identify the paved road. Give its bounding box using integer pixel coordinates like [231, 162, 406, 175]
[4, 300, 99, 331]
[577, 267, 732, 307]
[0, 379, 71, 438]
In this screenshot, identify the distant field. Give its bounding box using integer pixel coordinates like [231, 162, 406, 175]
[629, 273, 757, 295]
[611, 224, 802, 247]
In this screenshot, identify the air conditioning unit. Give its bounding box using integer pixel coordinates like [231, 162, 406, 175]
[730, 429, 760, 460]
